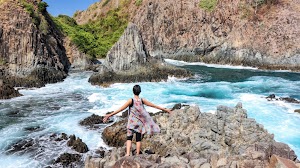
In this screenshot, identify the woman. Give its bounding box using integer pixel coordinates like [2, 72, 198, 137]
[103, 85, 172, 156]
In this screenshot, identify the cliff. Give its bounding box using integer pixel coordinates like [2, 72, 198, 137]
[0, 0, 70, 89]
[88, 22, 192, 86]
[75, 0, 300, 70]
[85, 103, 299, 167]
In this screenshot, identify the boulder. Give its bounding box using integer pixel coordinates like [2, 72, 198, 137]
[55, 153, 82, 167]
[67, 135, 89, 153]
[79, 114, 113, 129]
[269, 155, 298, 168]
[0, 79, 22, 99]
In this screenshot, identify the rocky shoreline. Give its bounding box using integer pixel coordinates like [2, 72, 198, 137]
[85, 103, 299, 168]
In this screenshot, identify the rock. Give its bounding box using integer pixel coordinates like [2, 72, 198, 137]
[88, 60, 192, 86]
[200, 163, 211, 168]
[76, 0, 300, 71]
[105, 23, 149, 72]
[80, 114, 112, 128]
[0, 79, 22, 99]
[5, 138, 35, 154]
[55, 153, 81, 167]
[67, 135, 89, 153]
[280, 97, 300, 104]
[90, 103, 298, 167]
[88, 23, 192, 87]
[269, 155, 298, 168]
[24, 126, 41, 132]
[295, 109, 300, 113]
[172, 103, 182, 110]
[267, 94, 276, 99]
[0, 0, 71, 89]
[266, 95, 300, 104]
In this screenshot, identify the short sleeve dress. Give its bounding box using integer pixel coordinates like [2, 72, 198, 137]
[127, 98, 160, 136]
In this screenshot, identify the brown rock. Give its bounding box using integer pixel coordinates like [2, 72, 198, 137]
[269, 155, 298, 168]
[76, 0, 300, 71]
[0, 0, 70, 88]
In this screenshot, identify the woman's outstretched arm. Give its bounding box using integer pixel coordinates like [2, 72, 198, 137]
[142, 99, 172, 113]
[103, 98, 132, 122]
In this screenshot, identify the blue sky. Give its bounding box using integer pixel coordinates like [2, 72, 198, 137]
[44, 0, 100, 17]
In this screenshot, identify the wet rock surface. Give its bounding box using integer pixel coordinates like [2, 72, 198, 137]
[67, 135, 89, 153]
[54, 153, 82, 167]
[87, 103, 298, 167]
[79, 114, 113, 129]
[0, 79, 22, 99]
[266, 94, 300, 104]
[5, 133, 89, 167]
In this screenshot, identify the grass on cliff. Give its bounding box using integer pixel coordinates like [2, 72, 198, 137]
[199, 0, 218, 12]
[53, 9, 128, 59]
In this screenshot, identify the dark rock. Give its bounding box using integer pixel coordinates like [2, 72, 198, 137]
[102, 119, 128, 147]
[54, 153, 81, 167]
[24, 126, 41, 132]
[80, 114, 113, 129]
[267, 94, 276, 99]
[67, 135, 89, 153]
[172, 103, 182, 110]
[89, 64, 192, 86]
[0, 79, 22, 99]
[279, 97, 300, 104]
[6, 138, 35, 154]
[295, 109, 300, 113]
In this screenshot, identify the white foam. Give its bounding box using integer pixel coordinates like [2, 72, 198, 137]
[164, 59, 258, 70]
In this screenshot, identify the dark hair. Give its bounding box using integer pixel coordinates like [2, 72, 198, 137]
[133, 85, 141, 95]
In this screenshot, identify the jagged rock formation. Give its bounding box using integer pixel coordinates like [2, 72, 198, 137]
[0, 0, 70, 90]
[88, 22, 192, 86]
[75, 0, 300, 71]
[85, 103, 299, 167]
[105, 23, 149, 72]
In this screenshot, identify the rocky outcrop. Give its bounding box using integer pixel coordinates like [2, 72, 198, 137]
[0, 0, 70, 89]
[88, 22, 192, 86]
[0, 79, 22, 99]
[76, 0, 300, 71]
[86, 103, 298, 167]
[105, 23, 149, 72]
[5, 133, 89, 167]
[266, 94, 300, 104]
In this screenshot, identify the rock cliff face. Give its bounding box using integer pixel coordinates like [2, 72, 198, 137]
[76, 0, 300, 70]
[88, 22, 192, 86]
[105, 23, 149, 72]
[85, 103, 298, 167]
[0, 0, 70, 88]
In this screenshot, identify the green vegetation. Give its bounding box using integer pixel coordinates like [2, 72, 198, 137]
[54, 9, 128, 59]
[19, 0, 49, 33]
[38, 1, 48, 13]
[0, 58, 6, 66]
[199, 0, 218, 12]
[135, 0, 143, 6]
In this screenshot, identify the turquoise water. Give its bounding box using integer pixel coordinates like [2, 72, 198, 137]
[0, 60, 299, 167]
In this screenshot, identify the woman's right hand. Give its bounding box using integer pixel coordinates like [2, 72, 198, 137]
[103, 114, 111, 123]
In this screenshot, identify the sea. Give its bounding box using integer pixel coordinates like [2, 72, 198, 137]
[0, 59, 299, 167]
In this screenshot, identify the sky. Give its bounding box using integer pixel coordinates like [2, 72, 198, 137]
[44, 0, 100, 17]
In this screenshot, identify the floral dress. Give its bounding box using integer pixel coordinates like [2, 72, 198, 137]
[127, 98, 160, 136]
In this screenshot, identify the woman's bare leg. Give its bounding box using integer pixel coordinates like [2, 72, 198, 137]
[126, 140, 132, 156]
[136, 141, 141, 155]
